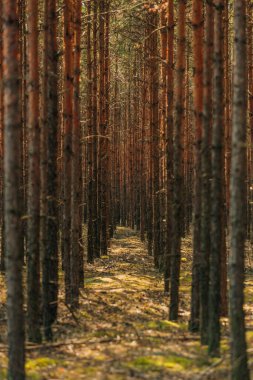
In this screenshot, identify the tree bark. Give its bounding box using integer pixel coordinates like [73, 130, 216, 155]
[0, 0, 4, 273]
[190, 0, 204, 332]
[229, 0, 250, 376]
[63, 0, 74, 304]
[165, 0, 174, 293]
[70, 0, 82, 309]
[208, 0, 224, 356]
[42, 0, 59, 341]
[200, 0, 213, 345]
[169, 0, 186, 320]
[3, 0, 25, 377]
[27, 0, 41, 343]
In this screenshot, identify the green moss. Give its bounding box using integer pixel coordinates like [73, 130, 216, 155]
[93, 329, 118, 339]
[179, 286, 190, 293]
[192, 342, 207, 354]
[86, 366, 97, 374]
[145, 320, 187, 332]
[195, 355, 212, 367]
[106, 375, 125, 380]
[84, 278, 105, 285]
[79, 310, 92, 319]
[26, 357, 58, 371]
[183, 275, 192, 283]
[0, 368, 7, 380]
[244, 280, 253, 302]
[26, 357, 61, 380]
[27, 373, 43, 380]
[146, 336, 164, 343]
[244, 293, 253, 303]
[220, 339, 229, 353]
[76, 366, 97, 376]
[125, 352, 213, 374]
[126, 354, 194, 372]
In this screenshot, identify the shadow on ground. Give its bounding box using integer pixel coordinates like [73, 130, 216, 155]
[0, 226, 236, 379]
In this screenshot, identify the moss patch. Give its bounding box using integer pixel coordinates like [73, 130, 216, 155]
[126, 354, 194, 372]
[220, 339, 229, 353]
[84, 278, 105, 285]
[26, 357, 58, 371]
[125, 352, 213, 374]
[0, 369, 7, 379]
[145, 320, 188, 332]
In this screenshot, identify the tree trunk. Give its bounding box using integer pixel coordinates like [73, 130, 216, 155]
[43, 0, 59, 341]
[200, 0, 213, 345]
[169, 0, 186, 320]
[3, 0, 25, 377]
[229, 0, 249, 376]
[149, 10, 160, 269]
[99, 0, 109, 256]
[190, 0, 204, 332]
[63, 0, 74, 304]
[27, 0, 41, 343]
[165, 0, 174, 293]
[208, 0, 224, 356]
[70, 0, 82, 309]
[87, 0, 94, 264]
[0, 0, 4, 273]
[92, 0, 100, 259]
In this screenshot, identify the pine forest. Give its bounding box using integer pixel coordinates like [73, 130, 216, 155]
[0, 0, 253, 379]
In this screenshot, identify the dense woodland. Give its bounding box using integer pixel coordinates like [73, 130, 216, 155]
[0, 0, 253, 379]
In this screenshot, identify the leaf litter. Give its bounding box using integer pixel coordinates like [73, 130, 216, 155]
[0, 226, 245, 379]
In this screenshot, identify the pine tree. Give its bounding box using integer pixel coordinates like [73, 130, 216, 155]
[229, 0, 250, 376]
[27, 0, 42, 343]
[3, 0, 25, 377]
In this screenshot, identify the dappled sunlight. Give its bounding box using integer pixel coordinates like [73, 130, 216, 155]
[0, 227, 235, 379]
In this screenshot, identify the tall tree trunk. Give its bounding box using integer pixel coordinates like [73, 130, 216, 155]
[105, 0, 111, 240]
[43, 0, 59, 341]
[140, 53, 147, 242]
[18, 0, 26, 265]
[248, 0, 253, 252]
[99, 0, 109, 256]
[27, 0, 41, 343]
[165, 0, 174, 292]
[92, 0, 100, 259]
[73, 0, 83, 288]
[70, 0, 82, 309]
[229, 0, 249, 376]
[169, 0, 186, 320]
[200, 0, 213, 345]
[208, 0, 224, 356]
[87, 0, 94, 263]
[3, 0, 25, 377]
[63, 0, 74, 304]
[0, 0, 4, 272]
[149, 10, 160, 269]
[146, 22, 153, 256]
[220, 0, 229, 317]
[190, 0, 204, 332]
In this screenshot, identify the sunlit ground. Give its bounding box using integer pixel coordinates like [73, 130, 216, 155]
[0, 227, 253, 379]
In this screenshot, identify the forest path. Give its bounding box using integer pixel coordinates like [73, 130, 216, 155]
[0, 227, 228, 380]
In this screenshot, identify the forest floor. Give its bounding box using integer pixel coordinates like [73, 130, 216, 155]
[1, 226, 253, 379]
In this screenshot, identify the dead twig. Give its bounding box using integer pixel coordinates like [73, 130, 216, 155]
[0, 337, 119, 353]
